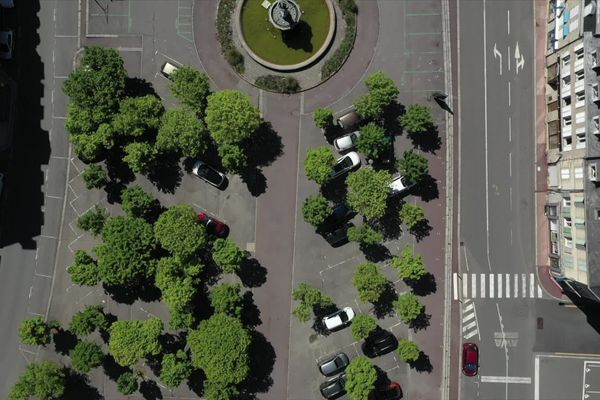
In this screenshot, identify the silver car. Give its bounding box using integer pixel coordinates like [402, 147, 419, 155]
[329, 152, 360, 180]
[318, 352, 350, 376]
[192, 160, 226, 189]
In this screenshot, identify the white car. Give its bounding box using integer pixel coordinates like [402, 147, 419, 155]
[323, 307, 355, 331]
[333, 131, 360, 152]
[160, 61, 179, 80]
[389, 174, 412, 196]
[0, 30, 14, 60]
[329, 151, 360, 180]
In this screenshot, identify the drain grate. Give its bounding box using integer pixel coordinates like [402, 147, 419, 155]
[537, 317, 543, 329]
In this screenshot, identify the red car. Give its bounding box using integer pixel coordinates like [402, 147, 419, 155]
[370, 382, 402, 400]
[462, 343, 479, 376]
[197, 212, 228, 238]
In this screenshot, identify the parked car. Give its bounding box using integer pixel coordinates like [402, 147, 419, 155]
[329, 152, 360, 180]
[462, 343, 479, 376]
[0, 172, 5, 196]
[362, 330, 398, 358]
[333, 131, 360, 152]
[336, 109, 361, 132]
[320, 203, 354, 232]
[197, 212, 228, 238]
[192, 160, 226, 189]
[371, 382, 402, 400]
[322, 307, 355, 331]
[389, 174, 413, 196]
[0, 0, 14, 8]
[323, 223, 352, 247]
[320, 373, 347, 399]
[318, 352, 350, 376]
[160, 61, 179, 79]
[0, 30, 14, 60]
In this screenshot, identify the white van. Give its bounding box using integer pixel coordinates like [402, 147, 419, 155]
[160, 62, 179, 80]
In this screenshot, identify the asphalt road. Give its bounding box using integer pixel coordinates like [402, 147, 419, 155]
[457, 0, 536, 399]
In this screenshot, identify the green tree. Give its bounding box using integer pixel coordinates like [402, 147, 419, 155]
[391, 246, 427, 281]
[77, 205, 109, 236]
[155, 256, 202, 330]
[156, 108, 210, 158]
[351, 314, 378, 341]
[394, 292, 424, 323]
[399, 104, 434, 134]
[65, 102, 107, 137]
[95, 216, 157, 286]
[302, 194, 332, 227]
[304, 147, 336, 185]
[352, 262, 388, 303]
[117, 371, 138, 395]
[154, 204, 206, 260]
[354, 72, 399, 120]
[8, 361, 65, 400]
[70, 124, 114, 162]
[67, 249, 101, 286]
[112, 95, 164, 137]
[397, 339, 420, 362]
[160, 350, 193, 389]
[108, 318, 163, 366]
[19, 317, 57, 346]
[121, 185, 161, 221]
[397, 149, 429, 184]
[82, 164, 108, 190]
[212, 238, 246, 274]
[399, 203, 426, 230]
[69, 305, 109, 337]
[188, 313, 251, 385]
[170, 66, 211, 113]
[210, 283, 244, 318]
[345, 356, 377, 400]
[346, 169, 392, 220]
[123, 142, 157, 174]
[347, 225, 383, 246]
[70, 340, 104, 373]
[203, 381, 240, 400]
[292, 282, 333, 322]
[205, 89, 261, 145]
[218, 143, 247, 173]
[314, 107, 334, 129]
[356, 123, 388, 160]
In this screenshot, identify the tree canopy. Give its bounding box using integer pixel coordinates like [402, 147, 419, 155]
[399, 104, 434, 134]
[399, 203, 426, 230]
[188, 313, 251, 385]
[205, 89, 261, 145]
[19, 317, 57, 346]
[356, 123, 389, 160]
[69, 305, 110, 337]
[117, 372, 139, 395]
[170, 66, 212, 113]
[394, 292, 424, 323]
[292, 282, 333, 322]
[345, 356, 377, 400]
[77, 205, 108, 237]
[210, 283, 245, 318]
[8, 361, 66, 400]
[397, 339, 420, 362]
[212, 238, 246, 274]
[70, 340, 104, 373]
[218, 143, 247, 173]
[302, 194, 332, 227]
[82, 164, 108, 190]
[160, 350, 193, 389]
[352, 262, 388, 303]
[154, 204, 207, 260]
[108, 318, 163, 366]
[304, 147, 336, 185]
[351, 314, 378, 341]
[121, 185, 161, 221]
[314, 107, 334, 129]
[391, 246, 427, 281]
[112, 95, 164, 138]
[67, 249, 101, 286]
[397, 149, 429, 184]
[353, 71, 399, 120]
[95, 216, 157, 286]
[347, 225, 383, 246]
[156, 108, 210, 158]
[346, 169, 391, 220]
[123, 142, 157, 174]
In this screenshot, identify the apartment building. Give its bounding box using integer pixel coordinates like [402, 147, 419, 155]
[545, 0, 600, 300]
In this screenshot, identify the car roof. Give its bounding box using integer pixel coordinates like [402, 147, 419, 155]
[389, 175, 407, 192]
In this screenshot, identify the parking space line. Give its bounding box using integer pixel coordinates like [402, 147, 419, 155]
[481, 376, 531, 384]
[407, 32, 442, 36]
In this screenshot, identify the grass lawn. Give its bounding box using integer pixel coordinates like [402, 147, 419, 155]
[241, 0, 331, 65]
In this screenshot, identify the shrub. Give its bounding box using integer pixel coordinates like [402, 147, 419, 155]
[77, 205, 108, 236]
[216, 0, 245, 73]
[347, 225, 383, 246]
[314, 107, 334, 129]
[321, 0, 358, 79]
[225, 48, 245, 73]
[82, 164, 108, 189]
[255, 75, 301, 93]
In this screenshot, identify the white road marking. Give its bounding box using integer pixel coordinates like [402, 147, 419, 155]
[530, 273, 535, 297]
[483, 4, 493, 274]
[498, 273, 503, 298]
[472, 275, 477, 298]
[464, 302, 474, 312]
[508, 81, 511, 107]
[463, 320, 477, 331]
[514, 274, 518, 297]
[490, 274, 495, 297]
[463, 273, 468, 298]
[522, 273, 527, 298]
[534, 356, 540, 400]
[505, 274, 510, 298]
[509, 116, 512, 142]
[538, 284, 543, 298]
[453, 272, 459, 300]
[507, 10, 510, 34]
[481, 376, 531, 384]
[481, 273, 486, 298]
[493, 43, 503, 75]
[508, 45, 511, 71]
[464, 329, 479, 339]
[463, 313, 475, 323]
[509, 152, 512, 177]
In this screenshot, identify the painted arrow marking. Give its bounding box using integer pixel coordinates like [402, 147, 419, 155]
[514, 42, 525, 73]
[494, 43, 502, 75]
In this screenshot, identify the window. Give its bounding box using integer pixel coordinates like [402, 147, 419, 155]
[576, 69, 584, 81]
[563, 197, 572, 207]
[563, 136, 573, 151]
[561, 168, 571, 179]
[576, 132, 586, 149]
[596, 209, 600, 220]
[548, 205, 558, 217]
[563, 96, 572, 107]
[576, 48, 584, 60]
[565, 238, 573, 248]
[594, 116, 600, 132]
[563, 116, 572, 126]
[562, 75, 571, 86]
[575, 166, 584, 178]
[563, 55, 571, 68]
[564, 217, 572, 227]
[576, 90, 585, 108]
[593, 84, 599, 100]
[592, 51, 598, 67]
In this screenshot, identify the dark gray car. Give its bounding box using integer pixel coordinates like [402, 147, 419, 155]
[318, 352, 350, 376]
[320, 373, 347, 399]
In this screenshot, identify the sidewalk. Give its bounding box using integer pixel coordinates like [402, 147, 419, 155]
[533, 0, 567, 301]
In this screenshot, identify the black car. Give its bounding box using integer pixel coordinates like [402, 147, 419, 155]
[320, 204, 354, 232]
[323, 224, 352, 247]
[318, 352, 350, 376]
[320, 373, 347, 399]
[362, 330, 398, 358]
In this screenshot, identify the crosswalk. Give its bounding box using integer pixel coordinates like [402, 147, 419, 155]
[462, 299, 479, 340]
[453, 273, 543, 300]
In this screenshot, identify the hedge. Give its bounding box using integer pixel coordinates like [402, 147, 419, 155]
[255, 75, 301, 93]
[321, 0, 358, 79]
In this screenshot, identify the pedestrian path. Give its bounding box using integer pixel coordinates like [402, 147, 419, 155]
[462, 299, 479, 340]
[453, 272, 544, 300]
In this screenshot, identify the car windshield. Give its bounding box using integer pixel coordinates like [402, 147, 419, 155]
[199, 166, 221, 183]
[339, 312, 348, 323]
[333, 157, 352, 173]
[350, 133, 358, 142]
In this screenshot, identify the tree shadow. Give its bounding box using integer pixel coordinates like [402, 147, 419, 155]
[125, 77, 158, 98]
[191, 286, 215, 325]
[244, 121, 283, 169]
[53, 328, 78, 355]
[104, 147, 135, 203]
[369, 199, 403, 240]
[320, 178, 349, 205]
[240, 167, 267, 197]
[63, 368, 102, 400]
[407, 272, 437, 296]
[361, 243, 392, 263]
[373, 283, 398, 319]
[409, 311, 431, 332]
[100, 312, 118, 343]
[140, 379, 163, 400]
[102, 354, 130, 381]
[311, 303, 340, 336]
[241, 291, 262, 328]
[323, 125, 344, 144]
[147, 152, 183, 194]
[410, 219, 433, 242]
[187, 368, 207, 396]
[408, 124, 441, 154]
[382, 102, 405, 136]
[412, 174, 439, 202]
[408, 351, 433, 373]
[237, 258, 268, 288]
[239, 330, 276, 398]
[103, 280, 162, 305]
[159, 331, 187, 354]
[281, 21, 313, 52]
